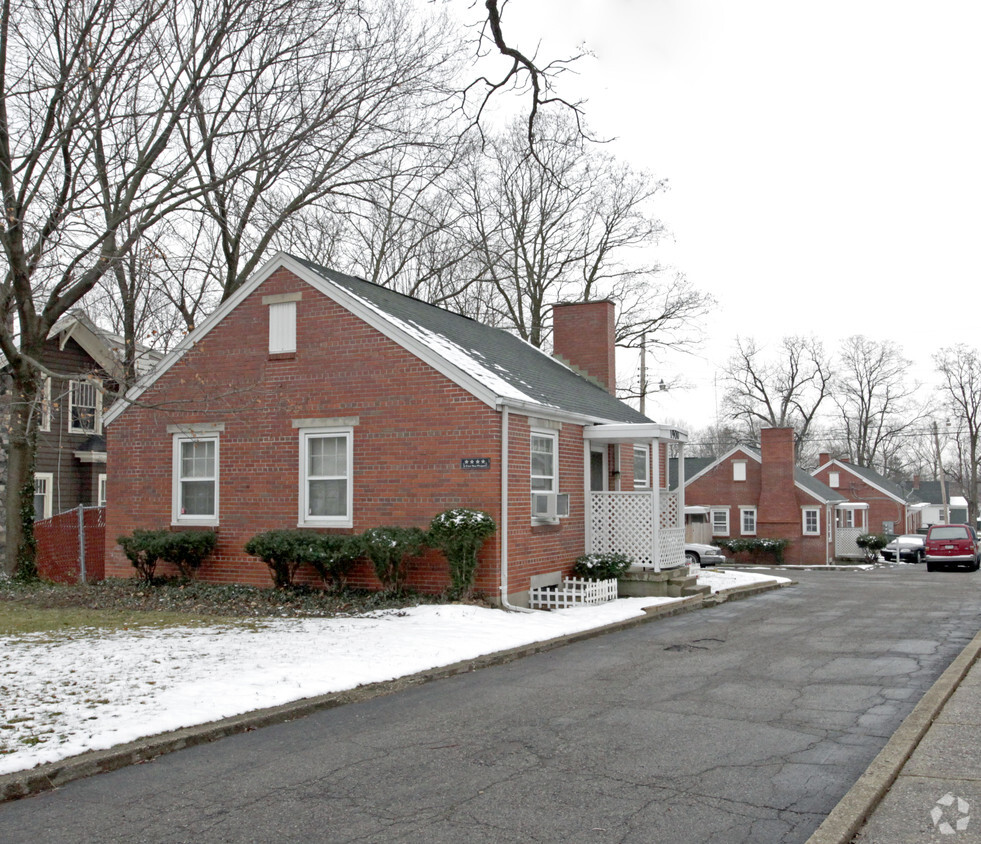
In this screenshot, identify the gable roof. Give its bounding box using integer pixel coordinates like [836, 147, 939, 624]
[106, 253, 653, 428]
[813, 459, 909, 503]
[682, 445, 846, 504]
[49, 312, 164, 383]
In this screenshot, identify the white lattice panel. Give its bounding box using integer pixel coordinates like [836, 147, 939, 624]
[660, 491, 680, 529]
[658, 527, 686, 569]
[589, 492, 656, 567]
[836, 526, 864, 558]
[529, 577, 618, 610]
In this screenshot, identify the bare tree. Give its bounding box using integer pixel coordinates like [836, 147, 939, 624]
[722, 336, 834, 457]
[935, 345, 981, 525]
[464, 114, 711, 352]
[0, 0, 349, 576]
[831, 336, 922, 471]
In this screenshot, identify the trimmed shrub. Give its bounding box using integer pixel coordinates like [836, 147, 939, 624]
[306, 535, 363, 590]
[856, 533, 889, 564]
[428, 508, 497, 598]
[571, 552, 633, 581]
[158, 531, 217, 579]
[361, 526, 427, 593]
[715, 537, 789, 564]
[244, 530, 320, 588]
[117, 530, 169, 583]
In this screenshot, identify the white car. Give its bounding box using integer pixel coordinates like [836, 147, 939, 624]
[684, 542, 727, 566]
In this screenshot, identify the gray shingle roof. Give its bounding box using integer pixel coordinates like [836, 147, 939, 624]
[296, 258, 652, 425]
[830, 461, 908, 502]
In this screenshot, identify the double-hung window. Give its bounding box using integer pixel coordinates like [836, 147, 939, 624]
[173, 433, 219, 525]
[803, 507, 820, 535]
[69, 379, 101, 434]
[633, 445, 650, 489]
[711, 508, 729, 536]
[530, 431, 558, 521]
[33, 473, 53, 520]
[299, 428, 352, 527]
[740, 506, 757, 536]
[38, 377, 52, 432]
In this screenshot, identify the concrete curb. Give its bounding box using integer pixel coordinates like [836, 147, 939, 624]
[0, 579, 789, 804]
[805, 628, 981, 844]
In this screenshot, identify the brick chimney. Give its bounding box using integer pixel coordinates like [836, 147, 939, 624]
[551, 300, 616, 395]
[913, 474, 920, 490]
[819, 452, 830, 466]
[758, 427, 801, 537]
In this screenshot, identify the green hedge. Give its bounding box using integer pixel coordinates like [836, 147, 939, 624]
[117, 530, 217, 582]
[715, 537, 789, 564]
[428, 509, 497, 598]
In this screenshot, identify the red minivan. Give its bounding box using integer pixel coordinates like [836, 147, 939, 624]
[924, 524, 981, 572]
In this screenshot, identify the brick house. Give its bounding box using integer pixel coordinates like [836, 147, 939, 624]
[682, 427, 845, 565]
[812, 456, 925, 544]
[103, 253, 690, 605]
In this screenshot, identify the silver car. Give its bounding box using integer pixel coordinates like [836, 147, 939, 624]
[685, 542, 727, 566]
[881, 534, 925, 563]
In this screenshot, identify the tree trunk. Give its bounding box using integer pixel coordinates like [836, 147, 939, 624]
[3, 370, 39, 578]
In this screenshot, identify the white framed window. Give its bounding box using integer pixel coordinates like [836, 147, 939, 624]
[837, 509, 855, 529]
[68, 379, 102, 434]
[740, 506, 757, 536]
[531, 430, 559, 522]
[733, 460, 747, 482]
[802, 507, 820, 535]
[633, 445, 650, 489]
[33, 472, 53, 520]
[299, 427, 353, 527]
[829, 471, 839, 488]
[97, 473, 107, 507]
[172, 433, 219, 525]
[711, 508, 729, 536]
[269, 301, 297, 353]
[38, 376, 52, 432]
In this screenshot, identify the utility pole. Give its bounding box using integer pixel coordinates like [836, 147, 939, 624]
[639, 332, 647, 417]
[933, 420, 950, 523]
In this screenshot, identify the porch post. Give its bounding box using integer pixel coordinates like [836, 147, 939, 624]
[677, 440, 686, 528]
[583, 440, 592, 554]
[651, 437, 661, 572]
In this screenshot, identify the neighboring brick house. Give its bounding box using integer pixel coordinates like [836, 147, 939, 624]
[812, 456, 925, 540]
[103, 253, 690, 605]
[682, 427, 845, 565]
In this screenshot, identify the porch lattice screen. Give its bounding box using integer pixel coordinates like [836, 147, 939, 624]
[836, 526, 864, 558]
[588, 492, 686, 570]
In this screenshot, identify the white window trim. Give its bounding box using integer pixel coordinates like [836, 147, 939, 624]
[68, 378, 102, 435]
[740, 506, 757, 536]
[34, 472, 53, 520]
[298, 426, 353, 528]
[829, 471, 839, 488]
[733, 460, 747, 482]
[97, 473, 107, 507]
[711, 508, 729, 536]
[531, 429, 559, 524]
[172, 432, 219, 526]
[633, 444, 650, 489]
[269, 300, 297, 354]
[802, 507, 820, 536]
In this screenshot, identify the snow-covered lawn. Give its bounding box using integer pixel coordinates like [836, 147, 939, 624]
[0, 568, 786, 777]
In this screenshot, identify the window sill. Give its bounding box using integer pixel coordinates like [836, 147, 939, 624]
[298, 519, 353, 530]
[172, 518, 219, 528]
[268, 352, 296, 361]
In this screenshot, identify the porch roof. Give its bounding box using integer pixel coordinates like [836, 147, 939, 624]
[582, 422, 688, 444]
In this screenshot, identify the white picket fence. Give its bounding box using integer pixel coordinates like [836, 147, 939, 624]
[529, 577, 618, 610]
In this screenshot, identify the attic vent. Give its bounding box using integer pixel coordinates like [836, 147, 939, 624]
[269, 301, 296, 353]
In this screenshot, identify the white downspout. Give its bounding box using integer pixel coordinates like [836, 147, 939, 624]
[651, 437, 661, 572]
[499, 403, 534, 613]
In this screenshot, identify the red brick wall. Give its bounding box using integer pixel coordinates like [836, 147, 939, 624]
[812, 464, 913, 534]
[551, 300, 616, 394]
[106, 269, 588, 599]
[684, 440, 831, 565]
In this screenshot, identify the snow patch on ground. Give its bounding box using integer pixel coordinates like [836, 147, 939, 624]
[0, 568, 783, 776]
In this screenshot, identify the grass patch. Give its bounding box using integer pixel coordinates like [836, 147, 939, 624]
[0, 604, 238, 636]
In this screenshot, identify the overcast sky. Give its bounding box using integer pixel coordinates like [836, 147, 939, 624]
[495, 0, 981, 431]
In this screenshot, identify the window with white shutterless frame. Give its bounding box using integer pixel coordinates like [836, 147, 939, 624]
[711, 508, 729, 536]
[298, 427, 353, 528]
[172, 432, 219, 525]
[633, 444, 650, 489]
[802, 507, 820, 535]
[38, 376, 51, 432]
[33, 472, 53, 520]
[740, 506, 757, 536]
[530, 429, 559, 522]
[69, 378, 101, 434]
[98, 473, 107, 507]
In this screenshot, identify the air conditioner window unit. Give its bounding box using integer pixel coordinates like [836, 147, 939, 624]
[531, 492, 557, 519]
